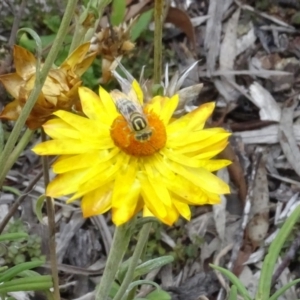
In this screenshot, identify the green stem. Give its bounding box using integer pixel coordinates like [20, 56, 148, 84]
[0, 0, 78, 189]
[0, 121, 4, 153]
[44, 290, 55, 300]
[84, 0, 112, 42]
[0, 129, 34, 187]
[153, 0, 163, 84]
[113, 222, 152, 300]
[69, 15, 86, 53]
[41, 132, 60, 300]
[95, 221, 134, 300]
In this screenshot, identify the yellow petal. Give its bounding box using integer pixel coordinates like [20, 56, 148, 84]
[143, 206, 154, 218]
[167, 161, 230, 195]
[99, 86, 119, 121]
[168, 127, 229, 147]
[167, 102, 215, 134]
[42, 118, 80, 140]
[193, 147, 228, 160]
[159, 95, 179, 125]
[78, 87, 109, 122]
[161, 148, 205, 168]
[146, 97, 161, 115]
[162, 149, 231, 171]
[81, 188, 112, 218]
[166, 178, 209, 205]
[173, 199, 191, 220]
[32, 139, 101, 155]
[142, 161, 172, 207]
[14, 45, 36, 80]
[52, 150, 118, 173]
[46, 169, 88, 197]
[193, 139, 229, 157]
[197, 159, 231, 172]
[53, 110, 111, 141]
[138, 173, 167, 219]
[131, 79, 143, 104]
[72, 153, 128, 198]
[162, 204, 179, 225]
[170, 132, 231, 155]
[143, 203, 179, 226]
[112, 180, 141, 226]
[151, 154, 176, 180]
[111, 157, 138, 207]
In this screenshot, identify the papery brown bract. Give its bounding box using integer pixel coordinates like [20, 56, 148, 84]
[0, 43, 96, 129]
[90, 21, 135, 83]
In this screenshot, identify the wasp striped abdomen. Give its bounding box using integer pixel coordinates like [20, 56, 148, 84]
[111, 91, 153, 142]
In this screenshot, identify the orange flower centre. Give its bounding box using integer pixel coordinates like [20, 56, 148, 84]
[110, 110, 166, 156]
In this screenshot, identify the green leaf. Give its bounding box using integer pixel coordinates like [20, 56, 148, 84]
[18, 270, 41, 277]
[34, 194, 46, 225]
[270, 278, 300, 300]
[209, 264, 251, 300]
[109, 281, 120, 298]
[146, 289, 171, 300]
[256, 204, 300, 299]
[19, 33, 73, 63]
[116, 257, 133, 284]
[17, 28, 42, 60]
[135, 217, 158, 228]
[0, 275, 51, 287]
[0, 266, 8, 273]
[228, 285, 238, 300]
[0, 232, 28, 242]
[43, 15, 61, 33]
[19, 33, 56, 53]
[0, 276, 52, 293]
[2, 186, 21, 196]
[131, 9, 153, 41]
[126, 280, 161, 295]
[111, 0, 126, 26]
[151, 84, 164, 97]
[0, 261, 45, 283]
[134, 256, 174, 278]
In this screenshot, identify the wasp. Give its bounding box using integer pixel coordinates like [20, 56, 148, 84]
[111, 90, 152, 142]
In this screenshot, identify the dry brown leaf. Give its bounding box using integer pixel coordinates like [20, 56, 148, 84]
[204, 0, 225, 73]
[249, 82, 281, 121]
[232, 245, 252, 276]
[247, 150, 269, 247]
[220, 8, 240, 73]
[230, 120, 277, 132]
[124, 0, 152, 21]
[219, 144, 247, 204]
[279, 98, 300, 177]
[165, 7, 196, 50]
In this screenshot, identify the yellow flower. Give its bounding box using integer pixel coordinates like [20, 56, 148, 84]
[32, 70, 231, 226]
[0, 43, 96, 129]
